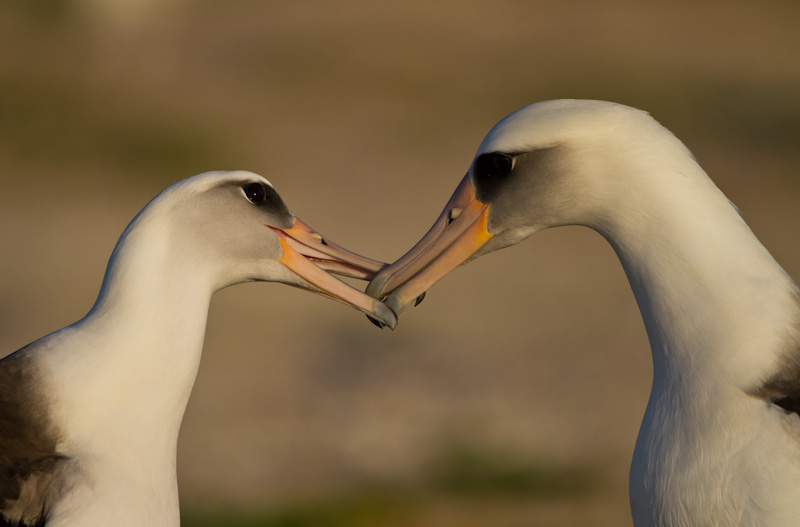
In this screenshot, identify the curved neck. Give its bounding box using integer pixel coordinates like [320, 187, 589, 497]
[90, 231, 213, 342]
[594, 157, 797, 393]
[40, 210, 219, 526]
[45, 210, 216, 443]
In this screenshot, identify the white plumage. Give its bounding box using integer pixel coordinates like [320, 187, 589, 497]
[368, 100, 800, 526]
[0, 170, 395, 526]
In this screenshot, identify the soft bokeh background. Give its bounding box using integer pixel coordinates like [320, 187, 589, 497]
[1, 1, 799, 525]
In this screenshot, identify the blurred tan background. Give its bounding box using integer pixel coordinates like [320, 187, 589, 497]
[1, 1, 799, 525]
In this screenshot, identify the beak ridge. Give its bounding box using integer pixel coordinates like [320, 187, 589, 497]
[275, 219, 397, 329]
[366, 174, 492, 315]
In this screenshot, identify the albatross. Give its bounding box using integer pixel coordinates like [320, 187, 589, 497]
[367, 100, 800, 527]
[0, 170, 396, 527]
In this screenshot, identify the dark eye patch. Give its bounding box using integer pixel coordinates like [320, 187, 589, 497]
[240, 181, 292, 221]
[472, 147, 561, 206]
[472, 152, 515, 204]
[243, 183, 266, 203]
[474, 152, 514, 179]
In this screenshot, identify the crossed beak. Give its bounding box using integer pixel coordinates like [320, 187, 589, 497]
[366, 174, 493, 317]
[272, 218, 397, 329]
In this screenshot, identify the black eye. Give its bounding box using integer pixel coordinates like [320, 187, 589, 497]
[475, 152, 514, 178]
[243, 183, 266, 203]
[492, 153, 513, 174]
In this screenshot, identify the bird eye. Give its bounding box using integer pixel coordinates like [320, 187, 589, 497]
[475, 152, 514, 178]
[492, 153, 513, 174]
[243, 183, 266, 203]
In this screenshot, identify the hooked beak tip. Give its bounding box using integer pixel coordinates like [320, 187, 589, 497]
[372, 301, 398, 330]
[365, 275, 389, 299]
[366, 315, 384, 329]
[414, 292, 426, 306]
[385, 294, 408, 318]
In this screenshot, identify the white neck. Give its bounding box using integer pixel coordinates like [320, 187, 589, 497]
[40, 207, 216, 527]
[590, 145, 800, 526]
[591, 145, 798, 395]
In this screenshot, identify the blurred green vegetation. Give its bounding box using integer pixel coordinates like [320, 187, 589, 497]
[5, 0, 74, 24]
[183, 494, 414, 527]
[427, 443, 595, 497]
[0, 81, 232, 174]
[184, 442, 597, 527]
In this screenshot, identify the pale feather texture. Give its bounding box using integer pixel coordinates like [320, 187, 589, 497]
[0, 171, 379, 527]
[482, 101, 800, 527]
[378, 100, 800, 526]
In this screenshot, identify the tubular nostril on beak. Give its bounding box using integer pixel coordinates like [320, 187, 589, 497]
[447, 207, 462, 225]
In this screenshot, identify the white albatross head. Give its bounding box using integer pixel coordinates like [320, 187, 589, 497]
[99, 170, 397, 328]
[366, 99, 714, 315]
